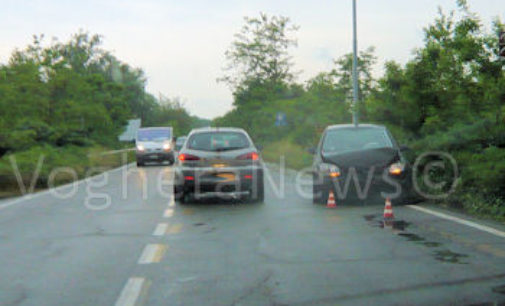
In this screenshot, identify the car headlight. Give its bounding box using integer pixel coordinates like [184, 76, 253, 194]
[321, 163, 341, 178]
[136, 144, 145, 152]
[388, 162, 405, 176]
[163, 143, 171, 151]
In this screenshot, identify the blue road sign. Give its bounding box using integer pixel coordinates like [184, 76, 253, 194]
[275, 112, 287, 127]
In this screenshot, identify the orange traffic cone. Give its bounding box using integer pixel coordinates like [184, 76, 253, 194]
[383, 197, 394, 226]
[327, 190, 337, 208]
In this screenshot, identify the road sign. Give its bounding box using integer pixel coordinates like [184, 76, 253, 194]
[500, 31, 505, 58]
[275, 112, 287, 127]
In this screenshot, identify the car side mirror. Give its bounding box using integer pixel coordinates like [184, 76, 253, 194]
[399, 144, 411, 152]
[256, 145, 263, 151]
[307, 147, 316, 155]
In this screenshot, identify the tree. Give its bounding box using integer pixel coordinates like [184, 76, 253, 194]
[331, 46, 377, 120]
[219, 13, 299, 94]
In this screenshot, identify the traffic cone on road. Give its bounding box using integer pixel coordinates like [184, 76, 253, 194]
[327, 190, 337, 208]
[383, 197, 394, 226]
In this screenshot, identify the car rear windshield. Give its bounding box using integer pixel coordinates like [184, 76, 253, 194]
[187, 132, 250, 152]
[137, 129, 171, 142]
[322, 128, 393, 154]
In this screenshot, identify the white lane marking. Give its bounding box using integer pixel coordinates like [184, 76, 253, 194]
[0, 162, 134, 211]
[138, 244, 166, 264]
[168, 196, 175, 207]
[163, 208, 174, 218]
[153, 223, 168, 236]
[115, 277, 147, 306]
[407, 205, 505, 239]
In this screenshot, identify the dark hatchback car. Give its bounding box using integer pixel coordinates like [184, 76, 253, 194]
[174, 127, 264, 203]
[311, 124, 413, 205]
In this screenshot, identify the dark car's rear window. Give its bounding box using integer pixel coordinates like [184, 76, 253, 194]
[187, 132, 250, 152]
[322, 128, 393, 154]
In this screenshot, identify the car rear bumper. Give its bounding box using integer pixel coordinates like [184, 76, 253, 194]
[315, 169, 413, 203]
[174, 165, 263, 195]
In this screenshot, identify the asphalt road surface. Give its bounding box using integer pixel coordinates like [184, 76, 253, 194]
[1, 163, 505, 306]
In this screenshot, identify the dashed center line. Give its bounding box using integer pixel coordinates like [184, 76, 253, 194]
[138, 244, 167, 264]
[163, 208, 174, 218]
[168, 196, 175, 207]
[115, 277, 150, 306]
[153, 223, 169, 236]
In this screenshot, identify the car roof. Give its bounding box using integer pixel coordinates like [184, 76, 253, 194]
[137, 127, 172, 133]
[325, 123, 386, 131]
[138, 127, 172, 130]
[189, 127, 247, 134]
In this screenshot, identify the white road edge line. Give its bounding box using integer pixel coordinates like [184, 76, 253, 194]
[153, 223, 168, 236]
[0, 162, 134, 211]
[407, 205, 505, 239]
[115, 277, 146, 306]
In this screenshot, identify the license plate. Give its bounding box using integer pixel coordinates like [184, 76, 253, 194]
[213, 163, 227, 168]
[216, 173, 235, 181]
[149, 155, 158, 159]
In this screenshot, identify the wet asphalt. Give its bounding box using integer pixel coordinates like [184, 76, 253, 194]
[0, 163, 504, 305]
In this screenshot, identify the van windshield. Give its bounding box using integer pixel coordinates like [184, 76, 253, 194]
[137, 129, 171, 142]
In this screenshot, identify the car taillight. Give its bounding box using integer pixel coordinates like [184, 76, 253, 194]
[237, 152, 259, 160]
[178, 153, 200, 161]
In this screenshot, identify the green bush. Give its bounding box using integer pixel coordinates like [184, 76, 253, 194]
[262, 139, 312, 170]
[0, 145, 133, 196]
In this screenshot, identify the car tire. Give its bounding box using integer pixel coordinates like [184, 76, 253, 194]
[250, 182, 264, 203]
[179, 192, 187, 204]
[174, 186, 186, 204]
[137, 160, 144, 167]
[312, 183, 322, 204]
[313, 185, 331, 205]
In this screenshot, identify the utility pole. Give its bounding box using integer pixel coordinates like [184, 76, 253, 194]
[352, 0, 359, 127]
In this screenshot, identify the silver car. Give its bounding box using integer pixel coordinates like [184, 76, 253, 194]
[174, 127, 264, 203]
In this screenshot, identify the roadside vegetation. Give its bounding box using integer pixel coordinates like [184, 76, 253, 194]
[214, 1, 505, 220]
[0, 31, 209, 197]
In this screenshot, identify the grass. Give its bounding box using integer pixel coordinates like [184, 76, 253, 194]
[0, 145, 135, 199]
[261, 138, 312, 170]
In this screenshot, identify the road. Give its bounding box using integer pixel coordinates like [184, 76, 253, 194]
[0, 163, 504, 305]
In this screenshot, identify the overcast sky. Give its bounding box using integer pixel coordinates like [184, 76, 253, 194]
[0, 0, 503, 119]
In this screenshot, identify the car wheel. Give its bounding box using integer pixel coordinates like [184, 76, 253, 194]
[179, 192, 187, 204]
[312, 183, 322, 204]
[315, 186, 330, 205]
[174, 186, 186, 204]
[137, 161, 144, 167]
[249, 182, 264, 203]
